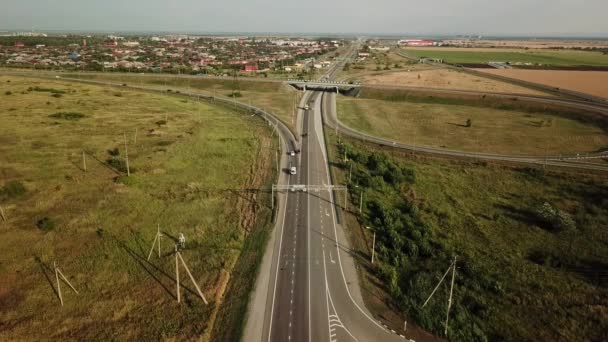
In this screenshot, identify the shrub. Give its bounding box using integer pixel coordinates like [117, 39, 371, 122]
[228, 91, 242, 98]
[0, 180, 26, 200]
[4, 90, 12, 95]
[48, 112, 85, 120]
[107, 148, 120, 156]
[36, 217, 55, 231]
[51, 93, 63, 98]
[29, 86, 65, 94]
[106, 158, 132, 173]
[536, 202, 576, 231]
[155, 120, 167, 127]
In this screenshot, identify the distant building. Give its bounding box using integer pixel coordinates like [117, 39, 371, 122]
[103, 40, 118, 48]
[68, 53, 81, 61]
[14, 41, 25, 48]
[244, 64, 258, 72]
[398, 40, 437, 47]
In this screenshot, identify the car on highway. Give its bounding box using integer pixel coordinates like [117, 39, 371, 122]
[288, 150, 296, 156]
[290, 166, 297, 175]
[304, 105, 310, 110]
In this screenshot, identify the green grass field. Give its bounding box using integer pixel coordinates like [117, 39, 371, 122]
[58, 72, 301, 131]
[0, 76, 276, 340]
[403, 48, 608, 66]
[326, 133, 608, 341]
[337, 95, 608, 155]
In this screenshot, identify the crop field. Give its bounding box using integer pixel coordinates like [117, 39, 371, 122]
[403, 48, 608, 67]
[0, 76, 275, 340]
[478, 69, 608, 99]
[336, 94, 608, 155]
[358, 68, 547, 95]
[325, 133, 608, 341]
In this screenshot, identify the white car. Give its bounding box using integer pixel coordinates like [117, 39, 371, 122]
[304, 105, 310, 110]
[290, 166, 297, 175]
[289, 151, 296, 156]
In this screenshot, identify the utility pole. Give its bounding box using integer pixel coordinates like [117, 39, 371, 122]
[175, 245, 180, 303]
[359, 190, 364, 213]
[445, 256, 457, 336]
[82, 151, 87, 172]
[123, 133, 130, 177]
[422, 259, 454, 308]
[371, 231, 375, 264]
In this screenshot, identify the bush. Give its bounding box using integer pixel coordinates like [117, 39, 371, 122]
[228, 91, 242, 98]
[0, 180, 26, 200]
[51, 93, 63, 98]
[155, 120, 167, 127]
[536, 202, 576, 231]
[36, 217, 55, 231]
[107, 147, 120, 156]
[48, 112, 85, 120]
[4, 90, 12, 95]
[29, 86, 65, 94]
[106, 158, 132, 173]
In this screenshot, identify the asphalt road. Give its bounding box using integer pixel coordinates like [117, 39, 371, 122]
[255, 90, 411, 342]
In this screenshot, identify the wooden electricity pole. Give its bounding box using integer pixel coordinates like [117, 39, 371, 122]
[175, 246, 180, 303]
[53, 261, 78, 306]
[0, 204, 7, 222]
[82, 151, 87, 172]
[174, 246, 209, 305]
[147, 224, 162, 261]
[123, 133, 130, 177]
[445, 256, 457, 336]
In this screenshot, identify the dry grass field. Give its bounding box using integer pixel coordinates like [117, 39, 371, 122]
[0, 76, 275, 340]
[28, 71, 301, 132]
[337, 96, 608, 155]
[360, 68, 547, 95]
[478, 69, 608, 99]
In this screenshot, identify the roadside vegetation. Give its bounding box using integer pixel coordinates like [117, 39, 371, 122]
[0, 76, 276, 340]
[326, 134, 608, 341]
[337, 91, 608, 155]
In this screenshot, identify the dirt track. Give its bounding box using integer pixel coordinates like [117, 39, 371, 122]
[478, 69, 608, 99]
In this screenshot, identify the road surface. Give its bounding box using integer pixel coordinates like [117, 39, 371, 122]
[254, 90, 411, 342]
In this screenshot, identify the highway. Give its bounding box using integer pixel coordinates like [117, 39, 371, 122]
[252, 90, 411, 342]
[249, 40, 415, 342]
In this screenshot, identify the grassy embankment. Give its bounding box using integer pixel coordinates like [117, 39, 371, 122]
[337, 89, 608, 155]
[403, 48, 608, 67]
[52, 72, 300, 132]
[325, 132, 608, 341]
[0, 76, 276, 341]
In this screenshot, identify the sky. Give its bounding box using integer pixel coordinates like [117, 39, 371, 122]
[1, 0, 607, 37]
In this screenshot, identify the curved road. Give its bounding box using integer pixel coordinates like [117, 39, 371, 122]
[322, 92, 608, 172]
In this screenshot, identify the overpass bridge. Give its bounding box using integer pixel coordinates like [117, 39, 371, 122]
[286, 79, 361, 92]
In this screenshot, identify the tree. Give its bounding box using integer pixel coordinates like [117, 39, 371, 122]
[466, 118, 472, 127]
